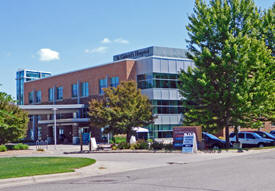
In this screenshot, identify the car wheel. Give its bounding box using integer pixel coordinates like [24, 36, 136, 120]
[258, 143, 265, 148]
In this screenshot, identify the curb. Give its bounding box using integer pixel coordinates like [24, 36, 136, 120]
[0, 171, 79, 189]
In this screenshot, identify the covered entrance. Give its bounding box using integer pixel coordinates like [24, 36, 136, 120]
[19, 104, 90, 147]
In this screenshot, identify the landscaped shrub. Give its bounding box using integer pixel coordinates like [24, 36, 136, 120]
[151, 142, 164, 150]
[13, 143, 29, 150]
[117, 142, 130, 149]
[134, 140, 149, 150]
[0, 145, 7, 152]
[164, 144, 174, 151]
[111, 145, 117, 150]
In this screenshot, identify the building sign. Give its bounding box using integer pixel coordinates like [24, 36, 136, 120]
[182, 133, 197, 153]
[113, 47, 152, 61]
[173, 126, 202, 148]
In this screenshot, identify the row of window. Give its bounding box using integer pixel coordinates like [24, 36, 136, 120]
[29, 77, 120, 104]
[137, 73, 180, 89]
[152, 106, 185, 114]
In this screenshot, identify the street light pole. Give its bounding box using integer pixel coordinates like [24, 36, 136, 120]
[53, 108, 57, 150]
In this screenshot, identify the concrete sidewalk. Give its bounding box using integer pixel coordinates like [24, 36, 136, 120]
[1, 146, 274, 189]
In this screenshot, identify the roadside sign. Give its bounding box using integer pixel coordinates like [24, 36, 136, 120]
[182, 133, 197, 153]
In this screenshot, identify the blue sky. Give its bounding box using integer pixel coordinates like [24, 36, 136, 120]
[0, 0, 273, 98]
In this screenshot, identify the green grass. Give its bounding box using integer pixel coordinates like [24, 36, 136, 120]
[0, 157, 96, 179]
[114, 136, 126, 144]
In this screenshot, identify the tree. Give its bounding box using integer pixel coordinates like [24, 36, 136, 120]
[88, 81, 155, 142]
[0, 92, 29, 144]
[179, 0, 275, 148]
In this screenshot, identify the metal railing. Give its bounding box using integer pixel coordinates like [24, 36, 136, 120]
[36, 140, 48, 150]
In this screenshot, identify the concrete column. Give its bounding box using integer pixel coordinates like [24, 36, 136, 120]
[53, 108, 57, 149]
[72, 125, 80, 145]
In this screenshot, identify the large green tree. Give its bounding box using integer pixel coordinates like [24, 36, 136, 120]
[179, 0, 274, 147]
[0, 92, 29, 144]
[88, 81, 155, 142]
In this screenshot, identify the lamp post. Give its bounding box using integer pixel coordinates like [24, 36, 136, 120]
[53, 108, 57, 150]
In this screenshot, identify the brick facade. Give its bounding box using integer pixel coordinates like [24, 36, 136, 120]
[24, 59, 136, 144]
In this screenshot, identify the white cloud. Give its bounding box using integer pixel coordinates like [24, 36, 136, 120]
[101, 38, 111, 44]
[85, 46, 108, 54]
[37, 48, 60, 61]
[114, 38, 129, 44]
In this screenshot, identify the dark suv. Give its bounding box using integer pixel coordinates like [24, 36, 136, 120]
[202, 132, 227, 149]
[246, 131, 275, 142]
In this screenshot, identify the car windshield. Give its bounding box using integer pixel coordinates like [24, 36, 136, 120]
[263, 132, 275, 139]
[205, 133, 220, 140]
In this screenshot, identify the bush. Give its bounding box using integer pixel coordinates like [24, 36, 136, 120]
[164, 144, 174, 151]
[13, 143, 29, 150]
[0, 145, 7, 152]
[117, 142, 130, 149]
[130, 145, 136, 150]
[111, 145, 117, 150]
[135, 140, 149, 150]
[151, 142, 164, 150]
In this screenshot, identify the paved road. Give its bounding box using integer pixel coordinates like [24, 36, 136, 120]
[2, 150, 275, 191]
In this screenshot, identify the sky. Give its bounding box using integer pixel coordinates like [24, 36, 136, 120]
[0, 0, 273, 98]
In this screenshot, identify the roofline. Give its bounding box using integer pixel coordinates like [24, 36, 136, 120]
[24, 58, 135, 84]
[17, 68, 52, 74]
[19, 104, 85, 110]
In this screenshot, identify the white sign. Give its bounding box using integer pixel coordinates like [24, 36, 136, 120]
[182, 133, 197, 153]
[91, 137, 98, 150]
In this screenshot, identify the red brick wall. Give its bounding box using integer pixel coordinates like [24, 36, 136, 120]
[24, 60, 136, 105]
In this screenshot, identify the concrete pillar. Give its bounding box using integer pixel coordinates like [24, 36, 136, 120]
[72, 125, 80, 145]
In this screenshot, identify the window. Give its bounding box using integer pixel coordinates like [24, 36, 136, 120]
[72, 84, 78, 98]
[137, 73, 180, 89]
[238, 133, 245, 139]
[81, 82, 89, 97]
[246, 134, 255, 139]
[151, 99, 184, 114]
[110, 77, 119, 88]
[56, 86, 63, 100]
[26, 71, 40, 78]
[99, 78, 107, 95]
[28, 92, 34, 104]
[41, 73, 51, 78]
[36, 90, 41, 103]
[48, 88, 54, 101]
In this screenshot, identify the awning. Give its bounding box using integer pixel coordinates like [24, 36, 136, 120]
[19, 104, 85, 115]
[133, 127, 149, 133]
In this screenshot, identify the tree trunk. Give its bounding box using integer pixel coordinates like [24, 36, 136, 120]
[126, 132, 131, 143]
[225, 125, 230, 149]
[234, 126, 239, 143]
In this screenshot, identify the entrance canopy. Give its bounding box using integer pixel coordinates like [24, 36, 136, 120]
[19, 104, 87, 149]
[19, 104, 85, 115]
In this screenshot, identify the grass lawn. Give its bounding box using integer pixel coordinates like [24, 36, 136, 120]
[0, 157, 96, 179]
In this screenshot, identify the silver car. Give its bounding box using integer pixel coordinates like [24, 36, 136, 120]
[229, 132, 274, 147]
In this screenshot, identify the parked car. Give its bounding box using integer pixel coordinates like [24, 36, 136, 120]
[246, 131, 275, 142]
[202, 132, 227, 149]
[229, 132, 274, 147]
[270, 130, 275, 136]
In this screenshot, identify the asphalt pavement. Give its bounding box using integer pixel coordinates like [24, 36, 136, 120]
[2, 149, 275, 191]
